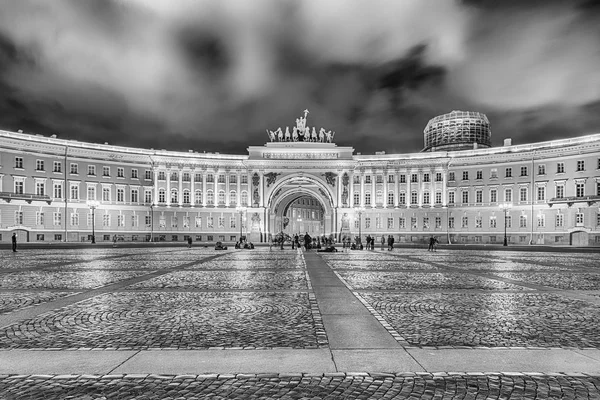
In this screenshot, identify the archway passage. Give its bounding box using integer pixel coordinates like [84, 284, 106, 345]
[283, 195, 325, 238]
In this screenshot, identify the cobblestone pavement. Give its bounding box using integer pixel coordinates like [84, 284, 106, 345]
[0, 292, 78, 315]
[1, 373, 599, 399]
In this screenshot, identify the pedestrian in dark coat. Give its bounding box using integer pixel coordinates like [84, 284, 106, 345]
[11, 233, 17, 252]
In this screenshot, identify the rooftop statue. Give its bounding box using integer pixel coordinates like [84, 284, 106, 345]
[266, 109, 335, 143]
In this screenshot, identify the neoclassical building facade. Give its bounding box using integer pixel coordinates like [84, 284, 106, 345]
[1, 110, 599, 246]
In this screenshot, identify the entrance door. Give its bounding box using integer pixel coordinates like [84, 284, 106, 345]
[12, 229, 30, 243]
[570, 231, 588, 246]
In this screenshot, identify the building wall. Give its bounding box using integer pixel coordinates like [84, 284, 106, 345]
[1, 130, 599, 246]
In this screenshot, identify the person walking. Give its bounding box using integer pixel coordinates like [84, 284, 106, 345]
[187, 236, 192, 249]
[380, 235, 386, 250]
[11, 233, 17, 252]
[389, 235, 395, 251]
[428, 235, 435, 252]
[304, 232, 311, 251]
[113, 235, 117, 248]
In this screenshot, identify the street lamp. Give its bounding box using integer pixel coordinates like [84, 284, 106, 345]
[87, 200, 99, 244]
[354, 206, 365, 249]
[236, 206, 246, 242]
[500, 203, 512, 246]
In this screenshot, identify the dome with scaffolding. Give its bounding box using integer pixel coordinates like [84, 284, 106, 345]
[423, 110, 491, 152]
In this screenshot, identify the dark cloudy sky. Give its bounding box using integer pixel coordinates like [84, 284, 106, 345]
[0, 0, 599, 155]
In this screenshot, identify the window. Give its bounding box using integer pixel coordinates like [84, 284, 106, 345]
[195, 190, 202, 204]
[159, 215, 166, 228]
[131, 215, 139, 227]
[131, 189, 138, 203]
[476, 170, 482, 180]
[145, 170, 152, 180]
[435, 217, 441, 229]
[461, 216, 468, 228]
[171, 189, 178, 204]
[411, 191, 417, 205]
[376, 217, 382, 229]
[475, 216, 482, 228]
[87, 186, 95, 200]
[195, 216, 202, 228]
[365, 217, 371, 229]
[158, 188, 166, 203]
[576, 182, 585, 197]
[387, 192, 394, 206]
[14, 211, 23, 225]
[423, 191, 430, 205]
[158, 171, 166, 180]
[576, 212, 584, 225]
[207, 174, 214, 183]
[423, 217, 429, 229]
[71, 213, 79, 226]
[70, 163, 78, 174]
[87, 165, 95, 176]
[448, 217, 454, 228]
[241, 191, 248, 206]
[476, 190, 482, 204]
[230, 174, 237, 184]
[36, 160, 44, 171]
[490, 189, 497, 203]
[117, 215, 124, 227]
[241, 175, 248, 184]
[410, 217, 416, 229]
[490, 168, 498, 179]
[353, 176, 360, 184]
[230, 217, 236, 229]
[448, 191, 455, 205]
[489, 216, 497, 228]
[172, 216, 178, 228]
[182, 172, 190, 182]
[505, 167, 512, 178]
[520, 166, 528, 176]
[375, 190, 383, 205]
[506, 216, 512, 228]
[400, 175, 406, 183]
[462, 171, 469, 180]
[436, 172, 442, 182]
[411, 174, 418, 183]
[54, 212, 62, 226]
[183, 190, 190, 204]
[53, 161, 62, 172]
[598, 181, 600, 196]
[15, 157, 23, 169]
[207, 190, 214, 205]
[557, 162, 564, 173]
[462, 191, 469, 204]
[218, 190, 225, 205]
[537, 186, 545, 201]
[537, 214, 545, 227]
[36, 211, 44, 225]
[448, 172, 455, 181]
[145, 215, 152, 227]
[70, 184, 79, 200]
[170, 171, 178, 181]
[53, 182, 63, 199]
[145, 190, 152, 203]
[131, 169, 138, 179]
[354, 219, 360, 229]
[577, 160, 585, 172]
[387, 217, 394, 229]
[423, 173, 430, 183]
[388, 174, 394, 183]
[520, 187, 528, 202]
[556, 184, 564, 199]
[538, 165, 546, 175]
[398, 217, 406, 229]
[505, 188, 512, 202]
[399, 192, 406, 205]
[103, 187, 111, 202]
[36, 181, 45, 196]
[36, 234, 45, 241]
[435, 192, 442, 204]
[376, 175, 383, 184]
[556, 214, 564, 228]
[117, 188, 124, 202]
[365, 192, 371, 206]
[519, 215, 527, 228]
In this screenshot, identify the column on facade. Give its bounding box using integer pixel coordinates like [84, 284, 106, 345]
[383, 170, 388, 207]
[202, 171, 207, 206]
[360, 172, 365, 207]
[259, 171, 264, 207]
[178, 168, 183, 206]
[407, 170, 412, 207]
[237, 171, 241, 206]
[225, 170, 230, 207]
[371, 171, 375, 208]
[166, 168, 171, 206]
[443, 168, 448, 206]
[349, 172, 354, 208]
[337, 172, 342, 207]
[190, 169, 196, 207]
[153, 169, 159, 205]
[394, 169, 399, 207]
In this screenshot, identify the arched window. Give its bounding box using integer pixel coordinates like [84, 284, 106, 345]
[171, 189, 178, 204]
[218, 190, 225, 205]
[183, 189, 190, 204]
[207, 190, 214, 205]
[241, 191, 248, 206]
[195, 190, 202, 205]
[158, 189, 166, 203]
[230, 190, 237, 205]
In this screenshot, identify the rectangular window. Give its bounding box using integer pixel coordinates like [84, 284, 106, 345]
[36, 211, 44, 225]
[597, 182, 600, 196]
[103, 214, 110, 227]
[519, 215, 527, 228]
[14, 211, 23, 225]
[387, 192, 394, 206]
[448, 217, 454, 229]
[207, 174, 214, 183]
[388, 174, 394, 183]
[475, 216, 482, 228]
[170, 172, 178, 181]
[462, 171, 469, 180]
[70, 163, 78, 174]
[117, 188, 124, 202]
[365, 193, 371, 206]
[53, 161, 62, 173]
[131, 169, 138, 179]
[207, 217, 213, 228]
[36, 160, 44, 171]
[387, 217, 394, 229]
[15, 157, 23, 169]
[448, 191, 455, 205]
[145, 190, 152, 203]
[241, 175, 248, 184]
[448, 172, 455, 181]
[520, 187, 528, 202]
[520, 166, 528, 176]
[171, 216, 178, 228]
[435, 192, 442, 204]
[53, 183, 63, 199]
[423, 173, 430, 183]
[505, 167, 512, 178]
[537, 186, 545, 201]
[411, 191, 418, 204]
[376, 217, 382, 229]
[365, 175, 371, 184]
[158, 171, 166, 180]
[88, 165, 96, 176]
[131, 215, 139, 227]
[218, 175, 226, 183]
[505, 188, 512, 202]
[36, 181, 45, 196]
[489, 216, 497, 228]
[577, 160, 585, 172]
[353, 176, 360, 184]
[376, 175, 383, 184]
[230, 174, 237, 184]
[117, 215, 125, 227]
[400, 175, 406, 183]
[538, 165, 546, 175]
[398, 217, 405, 229]
[423, 217, 429, 229]
[462, 191, 469, 204]
[537, 214, 545, 227]
[131, 189, 138, 203]
[423, 191, 430, 205]
[54, 212, 62, 226]
[14, 180, 24, 194]
[103, 166, 110, 177]
[436, 172, 442, 182]
[476, 170, 483, 180]
[70, 184, 79, 200]
[461, 216, 468, 228]
[410, 217, 417, 229]
[490, 189, 497, 203]
[399, 192, 406, 205]
[102, 187, 110, 202]
[476, 190, 482, 204]
[365, 217, 371, 229]
[117, 167, 124, 178]
[506, 216, 512, 228]
[490, 169, 498, 179]
[353, 192, 360, 206]
[576, 182, 585, 197]
[576, 213, 584, 225]
[145, 170, 152, 180]
[145, 215, 152, 226]
[557, 162, 564, 173]
[70, 213, 79, 226]
[411, 174, 418, 183]
[556, 214, 564, 228]
[435, 217, 441, 229]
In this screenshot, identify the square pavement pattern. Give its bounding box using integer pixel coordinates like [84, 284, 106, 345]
[2, 246, 600, 398]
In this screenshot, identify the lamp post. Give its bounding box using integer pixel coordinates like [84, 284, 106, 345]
[236, 206, 246, 242]
[87, 200, 99, 244]
[354, 206, 365, 249]
[500, 203, 512, 246]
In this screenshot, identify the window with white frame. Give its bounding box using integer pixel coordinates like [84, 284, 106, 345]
[504, 188, 512, 202]
[131, 169, 138, 179]
[399, 192, 406, 205]
[230, 190, 237, 205]
[53, 182, 63, 199]
[423, 191, 430, 205]
[576, 182, 585, 197]
[489, 216, 497, 228]
[435, 192, 442, 204]
[241, 191, 248, 206]
[475, 216, 482, 228]
[171, 189, 178, 204]
[435, 216, 441, 229]
[376, 217, 382, 229]
[387, 192, 394, 206]
[399, 217, 406, 229]
[15, 157, 23, 168]
[556, 213, 564, 227]
[537, 214, 545, 227]
[476, 190, 482, 204]
[538, 165, 545, 175]
[170, 171, 178, 181]
[70, 163, 78, 174]
[207, 190, 214, 205]
[365, 192, 371, 206]
[117, 215, 124, 227]
[116, 188, 124, 202]
[182, 172, 190, 182]
[423, 173, 430, 183]
[87, 186, 95, 200]
[207, 174, 214, 183]
[365, 217, 371, 229]
[436, 172, 442, 182]
[159, 215, 166, 228]
[131, 189, 138, 203]
[14, 180, 24, 194]
[388, 174, 394, 183]
[462, 191, 469, 204]
[556, 184, 565, 199]
[423, 217, 429, 229]
[218, 175, 226, 183]
[36, 211, 44, 225]
[490, 188, 497, 203]
[387, 217, 394, 229]
[490, 168, 498, 179]
[376, 190, 383, 205]
[88, 165, 95, 176]
[145, 215, 152, 227]
[537, 186, 545, 201]
[15, 211, 23, 225]
[195, 216, 202, 228]
[448, 191, 455, 205]
[461, 216, 468, 228]
[171, 216, 178, 228]
[36, 160, 44, 171]
[218, 217, 225, 228]
[230, 217, 236, 229]
[36, 181, 45, 196]
[145, 190, 152, 203]
[448, 217, 454, 228]
[183, 216, 189, 228]
[218, 190, 225, 205]
[207, 217, 213, 228]
[131, 215, 138, 227]
[476, 170, 483, 180]
[54, 212, 62, 226]
[53, 161, 62, 172]
[71, 213, 79, 226]
[410, 191, 417, 204]
[195, 190, 202, 204]
[520, 166, 528, 176]
[576, 212, 584, 225]
[519, 215, 527, 228]
[102, 187, 110, 202]
[505, 167, 512, 178]
[577, 160, 585, 172]
[70, 184, 79, 200]
[183, 190, 190, 204]
[520, 187, 527, 202]
[557, 162, 564, 173]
